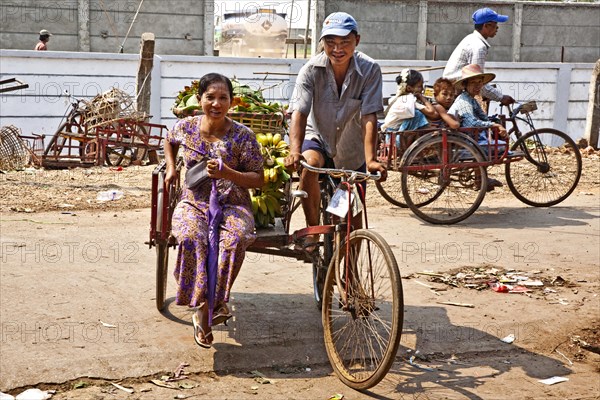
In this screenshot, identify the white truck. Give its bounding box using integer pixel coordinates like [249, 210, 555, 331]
[215, 9, 288, 58]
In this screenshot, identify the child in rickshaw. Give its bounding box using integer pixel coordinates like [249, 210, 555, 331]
[429, 77, 460, 129]
[448, 64, 508, 190]
[381, 69, 438, 152]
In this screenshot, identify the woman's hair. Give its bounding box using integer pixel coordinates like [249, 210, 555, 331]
[433, 78, 454, 96]
[39, 34, 50, 41]
[198, 73, 234, 99]
[395, 69, 423, 96]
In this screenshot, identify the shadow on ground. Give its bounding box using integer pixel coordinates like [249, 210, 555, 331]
[161, 296, 573, 399]
[367, 305, 573, 400]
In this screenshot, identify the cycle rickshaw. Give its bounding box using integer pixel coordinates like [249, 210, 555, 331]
[376, 100, 582, 224]
[43, 91, 165, 168]
[149, 159, 404, 390]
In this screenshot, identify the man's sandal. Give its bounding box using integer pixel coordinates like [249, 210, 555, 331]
[192, 312, 212, 349]
[212, 303, 233, 326]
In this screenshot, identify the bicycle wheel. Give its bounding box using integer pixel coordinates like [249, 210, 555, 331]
[322, 229, 403, 390]
[313, 177, 335, 309]
[61, 112, 89, 159]
[505, 128, 582, 207]
[402, 134, 487, 224]
[375, 169, 407, 208]
[47, 113, 85, 156]
[105, 145, 133, 166]
[132, 147, 149, 163]
[375, 131, 407, 207]
[156, 242, 169, 311]
[131, 125, 149, 164]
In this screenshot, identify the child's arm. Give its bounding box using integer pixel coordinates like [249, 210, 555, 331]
[433, 103, 460, 129]
[415, 93, 439, 120]
[415, 93, 438, 119]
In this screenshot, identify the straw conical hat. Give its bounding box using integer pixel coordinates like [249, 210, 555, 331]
[454, 64, 495, 87]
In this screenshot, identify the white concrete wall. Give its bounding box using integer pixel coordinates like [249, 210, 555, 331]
[159, 55, 295, 127]
[0, 49, 595, 147]
[0, 50, 141, 138]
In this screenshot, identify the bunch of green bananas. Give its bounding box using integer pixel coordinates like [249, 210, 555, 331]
[250, 131, 292, 228]
[171, 78, 287, 121]
[171, 80, 201, 117]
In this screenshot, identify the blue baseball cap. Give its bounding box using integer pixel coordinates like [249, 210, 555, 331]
[472, 8, 509, 24]
[320, 12, 358, 40]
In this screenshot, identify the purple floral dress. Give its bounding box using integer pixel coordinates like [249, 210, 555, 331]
[167, 116, 263, 308]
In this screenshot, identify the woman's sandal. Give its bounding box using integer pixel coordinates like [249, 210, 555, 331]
[212, 303, 233, 326]
[192, 312, 212, 349]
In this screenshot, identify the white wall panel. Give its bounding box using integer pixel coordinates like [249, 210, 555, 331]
[0, 50, 596, 147]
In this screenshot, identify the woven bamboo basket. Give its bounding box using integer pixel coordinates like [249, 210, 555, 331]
[0, 125, 29, 170]
[228, 112, 285, 134]
[172, 108, 285, 134]
[85, 88, 147, 129]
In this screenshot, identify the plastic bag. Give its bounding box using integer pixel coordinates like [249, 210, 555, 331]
[96, 190, 124, 201]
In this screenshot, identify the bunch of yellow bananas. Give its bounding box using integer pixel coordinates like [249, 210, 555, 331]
[250, 131, 292, 228]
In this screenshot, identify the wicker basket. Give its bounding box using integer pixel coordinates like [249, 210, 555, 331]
[228, 112, 285, 134]
[172, 108, 285, 134]
[0, 125, 29, 170]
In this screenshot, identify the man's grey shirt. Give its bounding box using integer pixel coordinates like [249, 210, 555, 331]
[289, 51, 383, 170]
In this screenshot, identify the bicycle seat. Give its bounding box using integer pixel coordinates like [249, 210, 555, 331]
[291, 189, 308, 198]
[511, 101, 538, 118]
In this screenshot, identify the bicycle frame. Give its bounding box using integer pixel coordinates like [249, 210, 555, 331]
[298, 162, 380, 307]
[499, 102, 552, 168]
[500, 101, 537, 138]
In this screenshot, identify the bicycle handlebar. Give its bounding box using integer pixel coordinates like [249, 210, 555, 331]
[299, 160, 381, 183]
[501, 100, 538, 120]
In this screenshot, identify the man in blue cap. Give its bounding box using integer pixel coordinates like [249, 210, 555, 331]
[285, 11, 386, 250]
[443, 7, 515, 106]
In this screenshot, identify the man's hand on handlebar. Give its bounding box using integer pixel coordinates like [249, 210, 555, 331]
[368, 160, 387, 182]
[284, 151, 304, 172]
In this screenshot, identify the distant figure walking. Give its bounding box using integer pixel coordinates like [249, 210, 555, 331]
[35, 29, 52, 51]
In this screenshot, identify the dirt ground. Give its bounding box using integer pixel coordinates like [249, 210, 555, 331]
[0, 153, 599, 399]
[0, 150, 598, 213]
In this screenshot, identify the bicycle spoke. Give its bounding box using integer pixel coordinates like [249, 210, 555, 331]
[506, 128, 581, 206]
[402, 134, 487, 224]
[323, 230, 402, 389]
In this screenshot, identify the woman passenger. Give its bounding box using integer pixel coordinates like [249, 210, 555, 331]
[164, 73, 264, 348]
